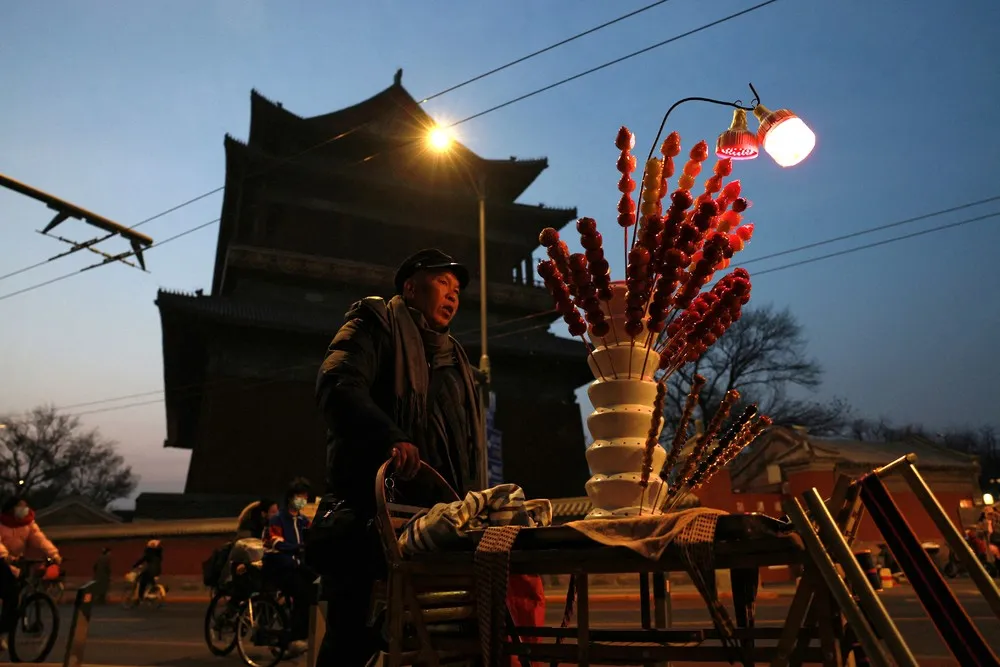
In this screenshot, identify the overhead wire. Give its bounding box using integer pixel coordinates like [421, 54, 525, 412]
[0, 0, 681, 284]
[51, 200, 1000, 418]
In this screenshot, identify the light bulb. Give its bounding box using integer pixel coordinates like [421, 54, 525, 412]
[753, 104, 816, 168]
[716, 109, 760, 160]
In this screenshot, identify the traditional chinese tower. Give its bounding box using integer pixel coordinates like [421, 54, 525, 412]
[156, 71, 592, 501]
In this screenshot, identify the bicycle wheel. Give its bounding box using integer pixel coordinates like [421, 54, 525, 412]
[204, 590, 239, 656]
[9, 592, 60, 663]
[235, 595, 289, 667]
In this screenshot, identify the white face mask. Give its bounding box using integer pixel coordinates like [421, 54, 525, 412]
[13, 507, 29, 520]
[291, 498, 307, 511]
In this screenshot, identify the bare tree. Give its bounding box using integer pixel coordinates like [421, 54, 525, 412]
[0, 405, 138, 508]
[658, 305, 850, 440]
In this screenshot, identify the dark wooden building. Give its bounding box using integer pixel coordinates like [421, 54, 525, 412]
[156, 71, 592, 501]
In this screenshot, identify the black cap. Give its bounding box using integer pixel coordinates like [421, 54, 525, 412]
[394, 249, 470, 295]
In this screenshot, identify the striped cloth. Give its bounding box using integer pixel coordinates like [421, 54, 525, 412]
[398, 483, 551, 556]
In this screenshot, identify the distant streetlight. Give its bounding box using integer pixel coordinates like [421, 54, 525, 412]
[985, 493, 995, 506]
[0, 423, 6, 429]
[427, 125, 455, 153]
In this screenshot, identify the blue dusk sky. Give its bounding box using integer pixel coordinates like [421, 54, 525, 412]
[1, 1, 998, 502]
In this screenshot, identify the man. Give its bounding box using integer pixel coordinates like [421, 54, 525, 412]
[0, 497, 62, 653]
[263, 477, 315, 657]
[315, 248, 485, 666]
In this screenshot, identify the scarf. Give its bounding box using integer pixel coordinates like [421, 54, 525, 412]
[387, 296, 485, 490]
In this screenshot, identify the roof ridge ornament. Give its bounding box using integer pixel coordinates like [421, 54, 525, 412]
[394, 68, 403, 86]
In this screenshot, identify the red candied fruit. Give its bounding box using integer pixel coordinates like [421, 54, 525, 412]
[576, 217, 598, 235]
[732, 197, 749, 213]
[539, 228, 560, 247]
[624, 319, 644, 337]
[590, 319, 611, 338]
[628, 246, 651, 265]
[618, 175, 636, 193]
[618, 193, 636, 214]
[568, 253, 588, 272]
[617, 212, 636, 228]
[567, 318, 588, 337]
[580, 231, 603, 250]
[536, 259, 558, 280]
[615, 127, 634, 151]
[713, 158, 733, 177]
[670, 190, 694, 210]
[616, 153, 637, 173]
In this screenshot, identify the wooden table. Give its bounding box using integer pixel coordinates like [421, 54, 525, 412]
[403, 523, 837, 667]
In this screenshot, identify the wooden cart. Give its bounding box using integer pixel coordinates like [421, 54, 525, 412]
[371, 457, 989, 666]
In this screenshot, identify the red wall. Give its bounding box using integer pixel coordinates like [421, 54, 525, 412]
[57, 536, 223, 580]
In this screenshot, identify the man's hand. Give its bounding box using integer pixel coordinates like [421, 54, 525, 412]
[391, 442, 421, 479]
[51, 554, 63, 565]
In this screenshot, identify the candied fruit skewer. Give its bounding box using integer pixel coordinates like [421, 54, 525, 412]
[639, 382, 667, 514]
[665, 389, 739, 509]
[538, 259, 606, 380]
[650, 374, 706, 511]
[616, 126, 638, 272]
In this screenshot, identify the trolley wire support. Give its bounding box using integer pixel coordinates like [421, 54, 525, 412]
[0, 173, 154, 271]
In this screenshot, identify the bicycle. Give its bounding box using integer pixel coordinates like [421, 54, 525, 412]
[121, 568, 168, 609]
[210, 559, 295, 667]
[2, 557, 61, 662]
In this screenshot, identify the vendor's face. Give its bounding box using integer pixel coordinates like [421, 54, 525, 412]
[405, 270, 460, 330]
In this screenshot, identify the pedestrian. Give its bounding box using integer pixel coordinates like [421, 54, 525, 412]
[93, 547, 112, 604]
[314, 248, 484, 666]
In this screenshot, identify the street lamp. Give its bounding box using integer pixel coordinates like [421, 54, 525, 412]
[426, 124, 490, 488]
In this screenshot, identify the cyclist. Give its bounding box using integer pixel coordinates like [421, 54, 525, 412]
[0, 497, 61, 653]
[131, 539, 163, 602]
[263, 478, 315, 657]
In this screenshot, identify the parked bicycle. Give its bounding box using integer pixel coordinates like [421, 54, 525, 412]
[3, 557, 60, 662]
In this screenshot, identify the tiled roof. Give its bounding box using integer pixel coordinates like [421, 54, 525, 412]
[156, 290, 586, 359]
[808, 436, 978, 470]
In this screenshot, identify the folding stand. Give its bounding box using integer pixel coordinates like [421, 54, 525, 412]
[780, 454, 1000, 667]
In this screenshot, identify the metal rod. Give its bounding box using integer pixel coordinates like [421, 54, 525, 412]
[477, 177, 490, 490]
[898, 462, 1000, 620]
[802, 488, 919, 667]
[857, 453, 918, 482]
[782, 497, 893, 667]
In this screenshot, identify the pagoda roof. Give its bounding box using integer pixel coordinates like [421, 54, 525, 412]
[156, 289, 582, 361]
[246, 72, 548, 202]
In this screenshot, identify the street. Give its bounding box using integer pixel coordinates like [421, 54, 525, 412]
[3, 581, 998, 666]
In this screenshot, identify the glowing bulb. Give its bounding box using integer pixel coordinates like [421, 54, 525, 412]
[427, 126, 454, 152]
[753, 104, 816, 168]
[985, 493, 995, 506]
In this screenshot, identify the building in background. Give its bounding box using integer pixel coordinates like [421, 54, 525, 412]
[155, 70, 592, 505]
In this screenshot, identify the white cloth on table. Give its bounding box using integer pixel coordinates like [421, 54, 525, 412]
[398, 483, 551, 556]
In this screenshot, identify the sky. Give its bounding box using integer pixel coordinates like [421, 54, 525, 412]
[1, 0, 999, 505]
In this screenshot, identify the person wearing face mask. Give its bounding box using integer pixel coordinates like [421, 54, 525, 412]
[314, 249, 485, 667]
[0, 497, 61, 653]
[263, 478, 315, 657]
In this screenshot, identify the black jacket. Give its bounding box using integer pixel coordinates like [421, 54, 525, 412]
[316, 298, 410, 512]
[134, 546, 163, 577]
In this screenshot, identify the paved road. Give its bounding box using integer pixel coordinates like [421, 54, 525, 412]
[3, 582, 998, 666]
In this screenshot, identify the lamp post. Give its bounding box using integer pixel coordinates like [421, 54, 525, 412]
[427, 126, 491, 488]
